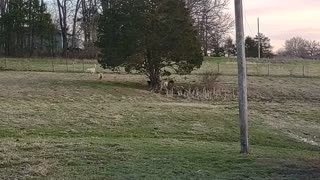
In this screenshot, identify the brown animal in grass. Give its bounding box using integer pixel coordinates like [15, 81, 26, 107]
[98, 73, 103, 80]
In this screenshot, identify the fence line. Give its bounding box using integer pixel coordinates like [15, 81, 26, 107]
[0, 57, 102, 73]
[196, 61, 320, 77]
[0, 57, 320, 77]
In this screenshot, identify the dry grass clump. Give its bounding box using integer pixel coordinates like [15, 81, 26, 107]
[162, 72, 237, 101]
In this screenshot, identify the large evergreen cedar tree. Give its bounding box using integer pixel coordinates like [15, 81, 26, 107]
[97, 0, 203, 90]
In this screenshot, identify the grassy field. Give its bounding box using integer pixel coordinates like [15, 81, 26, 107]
[194, 57, 320, 77]
[1, 57, 320, 77]
[0, 71, 319, 179]
[0, 58, 103, 73]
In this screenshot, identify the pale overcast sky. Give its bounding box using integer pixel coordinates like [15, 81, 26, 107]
[229, 0, 320, 51]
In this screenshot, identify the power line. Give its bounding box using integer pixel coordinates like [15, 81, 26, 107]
[242, 1, 254, 37]
[258, 17, 261, 59]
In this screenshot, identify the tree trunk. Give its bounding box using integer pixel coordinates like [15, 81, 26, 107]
[149, 70, 161, 91]
[29, 0, 33, 56]
[57, 0, 68, 57]
[81, 0, 88, 47]
[146, 49, 161, 91]
[62, 30, 67, 56]
[71, 0, 81, 50]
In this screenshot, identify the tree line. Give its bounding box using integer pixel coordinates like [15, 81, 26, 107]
[222, 35, 320, 60]
[279, 37, 320, 59]
[218, 33, 274, 58]
[0, 0, 55, 56]
[0, 0, 101, 58]
[0, 0, 233, 58]
[1, 0, 318, 60]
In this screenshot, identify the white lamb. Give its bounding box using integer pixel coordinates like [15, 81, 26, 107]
[86, 64, 97, 74]
[160, 81, 169, 91]
[98, 73, 103, 80]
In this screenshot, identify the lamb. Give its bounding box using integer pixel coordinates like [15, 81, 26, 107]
[147, 78, 175, 92]
[160, 79, 175, 91]
[86, 64, 97, 74]
[98, 73, 103, 80]
[160, 81, 169, 91]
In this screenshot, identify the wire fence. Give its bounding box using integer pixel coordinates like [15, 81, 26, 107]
[1, 57, 320, 77]
[194, 60, 320, 77]
[0, 57, 106, 73]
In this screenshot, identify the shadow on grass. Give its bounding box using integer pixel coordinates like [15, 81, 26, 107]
[268, 159, 320, 179]
[52, 79, 146, 90]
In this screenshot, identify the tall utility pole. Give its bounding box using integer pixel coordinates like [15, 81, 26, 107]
[257, 18, 261, 59]
[234, 0, 249, 154]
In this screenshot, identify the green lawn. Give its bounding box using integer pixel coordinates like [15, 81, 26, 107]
[0, 71, 319, 179]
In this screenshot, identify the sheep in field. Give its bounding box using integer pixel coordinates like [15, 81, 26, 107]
[160, 81, 169, 91]
[147, 78, 175, 92]
[160, 79, 175, 91]
[98, 73, 103, 80]
[86, 64, 97, 74]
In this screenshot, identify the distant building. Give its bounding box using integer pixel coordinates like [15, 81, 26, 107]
[22, 29, 83, 52]
[55, 30, 84, 51]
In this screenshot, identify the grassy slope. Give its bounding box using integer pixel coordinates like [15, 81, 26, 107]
[0, 71, 319, 179]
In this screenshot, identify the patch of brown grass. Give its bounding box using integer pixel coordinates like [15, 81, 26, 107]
[30, 159, 51, 177]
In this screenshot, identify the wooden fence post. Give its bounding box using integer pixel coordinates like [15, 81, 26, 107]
[268, 61, 270, 76]
[82, 59, 85, 72]
[52, 59, 55, 72]
[73, 60, 75, 72]
[66, 58, 68, 72]
[4, 57, 7, 69]
[27, 58, 30, 71]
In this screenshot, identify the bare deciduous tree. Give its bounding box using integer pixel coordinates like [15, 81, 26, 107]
[306, 40, 320, 59]
[186, 0, 233, 56]
[0, 0, 8, 16]
[56, 0, 69, 55]
[283, 37, 320, 59]
[81, 0, 100, 46]
[79, 0, 101, 58]
[71, 0, 81, 50]
[285, 37, 308, 58]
